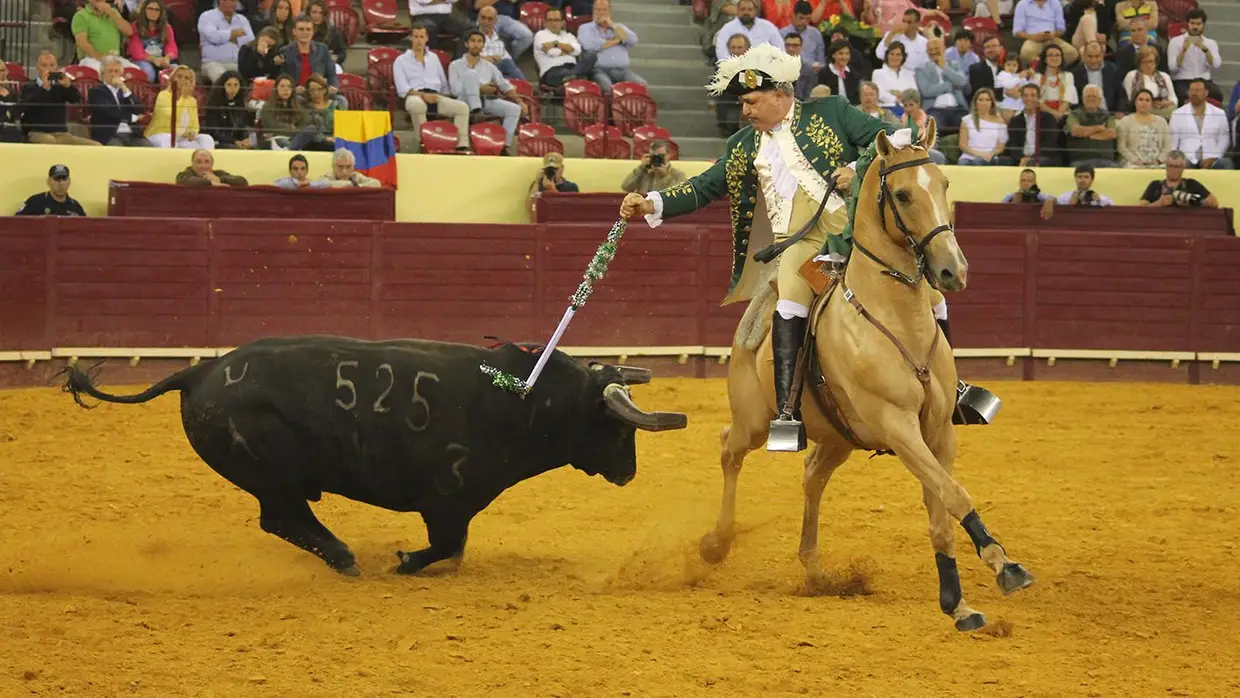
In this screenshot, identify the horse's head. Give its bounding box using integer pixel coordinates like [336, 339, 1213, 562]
[867, 118, 968, 292]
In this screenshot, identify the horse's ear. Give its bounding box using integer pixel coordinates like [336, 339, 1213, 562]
[921, 116, 939, 151]
[874, 129, 893, 159]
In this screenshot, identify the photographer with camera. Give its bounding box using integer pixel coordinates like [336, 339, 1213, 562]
[1138, 150, 1219, 208]
[1000, 168, 1056, 219]
[19, 50, 101, 145]
[620, 141, 685, 196]
[529, 152, 580, 196]
[1056, 163, 1113, 206]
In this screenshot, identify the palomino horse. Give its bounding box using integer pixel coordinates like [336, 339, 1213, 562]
[699, 119, 1034, 631]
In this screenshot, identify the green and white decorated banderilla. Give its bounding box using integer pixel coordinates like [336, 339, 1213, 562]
[480, 218, 628, 397]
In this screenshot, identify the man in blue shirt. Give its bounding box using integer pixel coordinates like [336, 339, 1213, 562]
[1013, 0, 1078, 66]
[575, 0, 644, 92]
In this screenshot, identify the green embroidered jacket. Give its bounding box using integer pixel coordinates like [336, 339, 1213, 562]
[655, 96, 897, 294]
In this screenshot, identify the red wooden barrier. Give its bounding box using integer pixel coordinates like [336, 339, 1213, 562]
[1, 216, 1239, 354]
[107, 181, 398, 220]
[530, 192, 732, 228]
[954, 202, 1235, 236]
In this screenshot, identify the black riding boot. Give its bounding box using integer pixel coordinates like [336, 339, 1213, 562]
[936, 317, 953, 346]
[767, 312, 808, 452]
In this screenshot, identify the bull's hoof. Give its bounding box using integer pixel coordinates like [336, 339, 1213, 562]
[699, 531, 733, 564]
[335, 564, 361, 577]
[393, 550, 425, 576]
[996, 562, 1035, 595]
[954, 612, 987, 632]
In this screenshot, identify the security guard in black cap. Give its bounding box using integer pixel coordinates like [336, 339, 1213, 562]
[15, 165, 88, 216]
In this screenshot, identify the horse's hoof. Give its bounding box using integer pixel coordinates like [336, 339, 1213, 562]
[996, 562, 1035, 595]
[699, 532, 732, 564]
[954, 612, 987, 632]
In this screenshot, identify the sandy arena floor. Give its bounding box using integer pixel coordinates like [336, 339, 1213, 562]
[1, 377, 1238, 697]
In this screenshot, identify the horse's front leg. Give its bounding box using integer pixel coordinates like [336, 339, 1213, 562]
[923, 427, 987, 631]
[797, 442, 851, 582]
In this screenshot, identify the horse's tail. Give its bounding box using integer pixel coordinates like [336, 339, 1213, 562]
[734, 273, 779, 353]
[60, 360, 212, 409]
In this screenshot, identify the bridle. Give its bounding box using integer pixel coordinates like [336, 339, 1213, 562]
[849, 154, 954, 288]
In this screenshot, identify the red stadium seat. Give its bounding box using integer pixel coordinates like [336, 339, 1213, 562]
[63, 64, 99, 82]
[610, 81, 656, 135]
[920, 13, 952, 38]
[520, 1, 550, 32]
[338, 72, 372, 110]
[1156, 0, 1197, 34]
[157, 66, 176, 87]
[583, 124, 631, 159]
[563, 6, 590, 33]
[431, 48, 451, 73]
[121, 65, 148, 84]
[131, 80, 160, 111]
[469, 122, 508, 155]
[163, 0, 198, 44]
[518, 122, 556, 140]
[360, 0, 410, 41]
[962, 16, 1000, 58]
[509, 78, 542, 123]
[1166, 21, 1188, 38]
[420, 121, 461, 153]
[562, 79, 607, 135]
[5, 61, 27, 82]
[517, 135, 564, 158]
[631, 125, 677, 159]
[327, 6, 361, 46]
[249, 77, 274, 102]
[367, 46, 401, 112]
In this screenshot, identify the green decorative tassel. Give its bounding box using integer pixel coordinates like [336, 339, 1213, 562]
[570, 219, 627, 309]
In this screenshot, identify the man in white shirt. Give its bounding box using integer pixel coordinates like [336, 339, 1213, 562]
[1056, 164, 1114, 206]
[1167, 79, 1233, 170]
[450, 30, 526, 154]
[532, 8, 597, 88]
[1166, 9, 1224, 103]
[394, 23, 471, 153]
[476, 5, 524, 81]
[714, 0, 782, 64]
[876, 8, 928, 71]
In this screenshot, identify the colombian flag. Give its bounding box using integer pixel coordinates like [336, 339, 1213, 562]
[333, 110, 397, 186]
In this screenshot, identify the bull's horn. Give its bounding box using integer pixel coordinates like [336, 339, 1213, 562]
[602, 383, 687, 432]
[613, 365, 652, 385]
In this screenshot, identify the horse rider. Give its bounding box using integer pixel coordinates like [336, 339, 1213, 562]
[619, 43, 913, 452]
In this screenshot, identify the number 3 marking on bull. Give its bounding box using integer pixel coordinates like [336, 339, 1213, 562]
[406, 371, 440, 432]
[373, 363, 394, 413]
[335, 360, 359, 410]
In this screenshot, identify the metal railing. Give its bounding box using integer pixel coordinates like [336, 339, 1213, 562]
[0, 0, 37, 74]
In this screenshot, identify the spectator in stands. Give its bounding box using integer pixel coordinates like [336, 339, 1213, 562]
[258, 74, 310, 148]
[1065, 0, 1109, 55]
[967, 35, 1003, 100]
[1168, 79, 1233, 170]
[577, 0, 646, 92]
[701, 0, 738, 62]
[1166, 9, 1223, 104]
[316, 148, 382, 187]
[175, 148, 249, 185]
[127, 0, 178, 82]
[945, 29, 979, 78]
[621, 140, 685, 195]
[871, 41, 916, 114]
[199, 0, 256, 83]
[873, 0, 948, 35]
[780, 2, 824, 71]
[958, 88, 1012, 165]
[1138, 150, 1219, 208]
[19, 51, 101, 146]
[783, 33, 820, 101]
[15, 165, 88, 216]
[1007, 83, 1062, 166]
[72, 0, 139, 74]
[239, 27, 285, 83]
[1063, 84, 1117, 167]
[204, 70, 255, 148]
[529, 151, 579, 195]
[896, 90, 947, 163]
[916, 36, 968, 130]
[857, 81, 900, 125]
[252, 0, 295, 46]
[1114, 21, 1167, 77]
[1071, 40, 1123, 115]
[972, 0, 1013, 22]
[876, 9, 928, 72]
[714, 0, 782, 64]
[1116, 89, 1171, 167]
[274, 153, 329, 187]
[407, 0, 472, 41]
[809, 84, 831, 99]
[1012, 0, 1077, 66]
[280, 16, 347, 109]
[306, 0, 349, 71]
[471, 0, 535, 66]
[994, 53, 1026, 119]
[395, 23, 471, 154]
[532, 9, 597, 89]
[0, 63, 19, 143]
[450, 30, 525, 154]
[1000, 168, 1056, 220]
[714, 33, 749, 136]
[819, 40, 860, 104]
[1114, 0, 1157, 46]
[1056, 163, 1113, 205]
[1122, 46, 1176, 119]
[145, 65, 213, 148]
[476, 6, 524, 81]
[826, 27, 873, 79]
[296, 73, 339, 150]
[88, 55, 150, 146]
[1032, 43, 1078, 124]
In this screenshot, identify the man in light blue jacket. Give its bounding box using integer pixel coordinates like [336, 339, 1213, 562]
[198, 0, 254, 83]
[575, 0, 644, 93]
[915, 36, 968, 131]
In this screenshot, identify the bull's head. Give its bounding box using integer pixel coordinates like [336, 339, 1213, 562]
[576, 362, 688, 486]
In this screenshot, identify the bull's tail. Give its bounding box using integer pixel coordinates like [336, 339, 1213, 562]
[60, 360, 211, 409]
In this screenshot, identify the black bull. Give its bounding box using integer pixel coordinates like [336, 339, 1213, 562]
[61, 335, 688, 577]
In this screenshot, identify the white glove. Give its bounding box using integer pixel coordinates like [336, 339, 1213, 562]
[889, 128, 913, 148]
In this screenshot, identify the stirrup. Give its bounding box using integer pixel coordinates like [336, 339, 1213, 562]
[767, 413, 807, 452]
[952, 380, 1002, 426]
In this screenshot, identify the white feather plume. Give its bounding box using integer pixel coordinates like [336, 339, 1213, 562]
[706, 43, 804, 96]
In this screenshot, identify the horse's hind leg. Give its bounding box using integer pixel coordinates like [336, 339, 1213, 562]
[699, 423, 763, 564]
[883, 415, 1035, 598]
[798, 442, 850, 582]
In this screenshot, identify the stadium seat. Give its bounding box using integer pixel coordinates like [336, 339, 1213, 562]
[610, 81, 657, 136]
[163, 0, 198, 44]
[367, 46, 401, 112]
[121, 66, 148, 83]
[520, 1, 550, 32]
[431, 48, 451, 74]
[509, 78, 542, 123]
[5, 61, 27, 82]
[1166, 21, 1187, 38]
[582, 124, 631, 159]
[420, 121, 461, 153]
[63, 64, 99, 82]
[518, 122, 556, 141]
[157, 66, 176, 87]
[131, 80, 160, 111]
[360, 0, 410, 42]
[1157, 0, 1197, 34]
[469, 122, 508, 155]
[632, 125, 677, 159]
[249, 77, 274, 102]
[920, 13, 952, 38]
[562, 79, 607, 135]
[326, 4, 361, 46]
[517, 135, 564, 158]
[338, 73, 372, 110]
[563, 6, 590, 34]
[961, 17, 1000, 57]
[691, 0, 710, 22]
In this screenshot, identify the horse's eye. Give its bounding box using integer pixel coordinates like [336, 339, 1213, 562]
[895, 190, 911, 204]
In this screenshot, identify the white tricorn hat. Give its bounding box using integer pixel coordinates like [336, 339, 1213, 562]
[706, 43, 804, 97]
